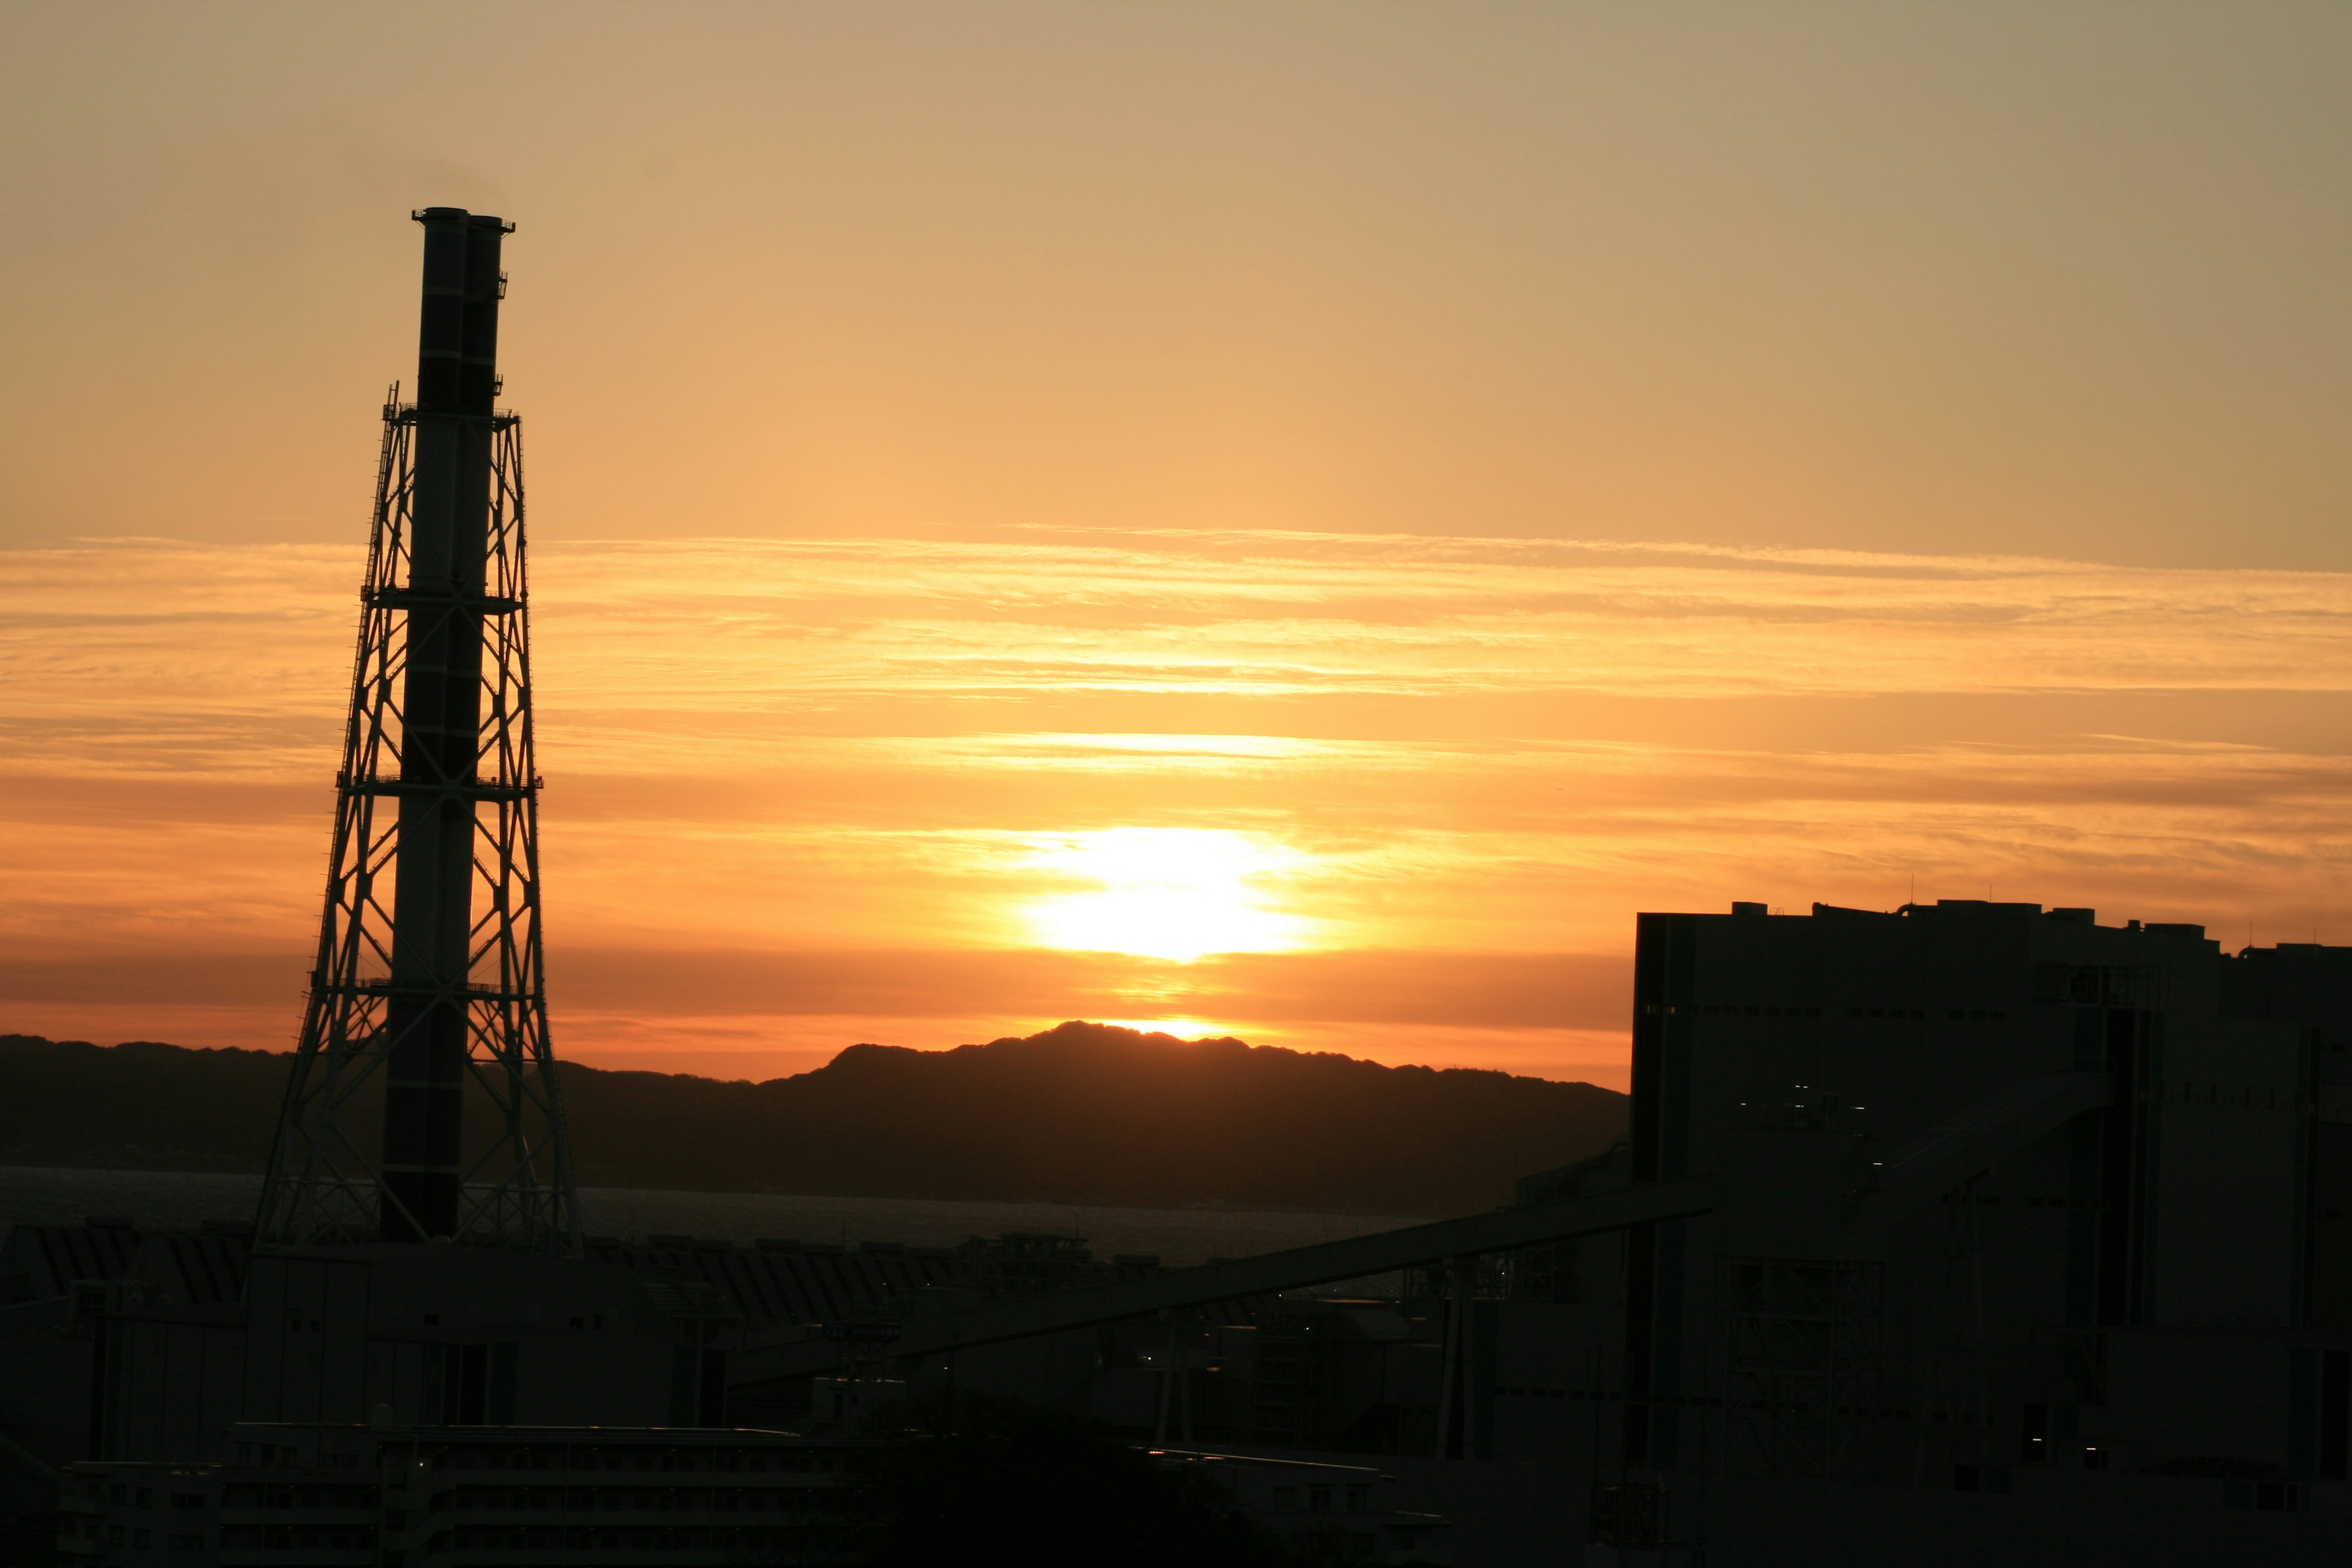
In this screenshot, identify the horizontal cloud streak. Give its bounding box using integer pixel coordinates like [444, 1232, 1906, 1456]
[6, 530, 2350, 1087]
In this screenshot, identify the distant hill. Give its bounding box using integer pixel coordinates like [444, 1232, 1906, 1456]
[0, 1022, 1626, 1216]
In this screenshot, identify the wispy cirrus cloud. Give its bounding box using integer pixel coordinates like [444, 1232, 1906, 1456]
[4, 530, 2350, 1086]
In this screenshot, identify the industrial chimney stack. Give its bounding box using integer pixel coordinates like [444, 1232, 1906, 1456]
[256, 209, 577, 1251]
[383, 209, 509, 1240]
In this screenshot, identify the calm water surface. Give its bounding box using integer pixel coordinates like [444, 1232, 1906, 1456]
[0, 1167, 1417, 1268]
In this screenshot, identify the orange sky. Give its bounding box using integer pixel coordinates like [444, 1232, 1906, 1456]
[2, 5, 2348, 1089]
[8, 532, 2352, 1088]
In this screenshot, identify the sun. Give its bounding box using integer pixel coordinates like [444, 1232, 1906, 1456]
[1022, 827, 1310, 962]
[1095, 1017, 1229, 1039]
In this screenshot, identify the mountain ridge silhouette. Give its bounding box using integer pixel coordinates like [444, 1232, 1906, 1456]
[0, 1020, 1625, 1216]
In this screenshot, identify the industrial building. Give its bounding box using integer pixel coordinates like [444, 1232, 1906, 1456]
[13, 901, 2352, 1563]
[56, 1424, 871, 1567]
[4, 210, 2350, 1564]
[1495, 900, 2352, 1563]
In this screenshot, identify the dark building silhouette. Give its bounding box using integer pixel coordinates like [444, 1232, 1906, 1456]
[1555, 900, 2346, 1562]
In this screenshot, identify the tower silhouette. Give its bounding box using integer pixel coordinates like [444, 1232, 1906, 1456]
[257, 209, 577, 1250]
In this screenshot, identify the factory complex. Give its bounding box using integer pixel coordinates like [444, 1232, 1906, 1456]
[3, 213, 2347, 1566]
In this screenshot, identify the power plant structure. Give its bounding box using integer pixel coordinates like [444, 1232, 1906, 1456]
[254, 208, 575, 1254]
[2, 211, 2351, 1566]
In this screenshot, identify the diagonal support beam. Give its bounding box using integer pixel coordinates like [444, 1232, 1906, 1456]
[1860, 1070, 2111, 1216]
[731, 1076, 2109, 1388]
[731, 1173, 1720, 1386]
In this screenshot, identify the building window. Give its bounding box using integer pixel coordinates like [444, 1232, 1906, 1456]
[1272, 1488, 1296, 1510]
[1309, 1488, 1333, 1513]
[1346, 1485, 1371, 1512]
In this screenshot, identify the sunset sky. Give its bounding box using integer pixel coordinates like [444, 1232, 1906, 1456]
[3, 4, 2349, 1088]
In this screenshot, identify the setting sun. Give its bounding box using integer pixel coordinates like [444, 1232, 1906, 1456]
[1022, 828, 1311, 963]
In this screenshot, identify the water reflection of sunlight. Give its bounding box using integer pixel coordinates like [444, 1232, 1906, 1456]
[1023, 827, 1310, 962]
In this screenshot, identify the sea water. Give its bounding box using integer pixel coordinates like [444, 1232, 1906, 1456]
[0, 1166, 1418, 1268]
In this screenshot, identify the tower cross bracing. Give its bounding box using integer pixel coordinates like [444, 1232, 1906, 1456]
[257, 208, 577, 1250]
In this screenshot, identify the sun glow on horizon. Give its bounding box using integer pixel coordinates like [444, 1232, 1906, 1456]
[1093, 1017, 1231, 1041]
[1022, 828, 1312, 963]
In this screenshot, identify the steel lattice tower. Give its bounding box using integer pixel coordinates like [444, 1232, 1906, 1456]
[257, 208, 578, 1250]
